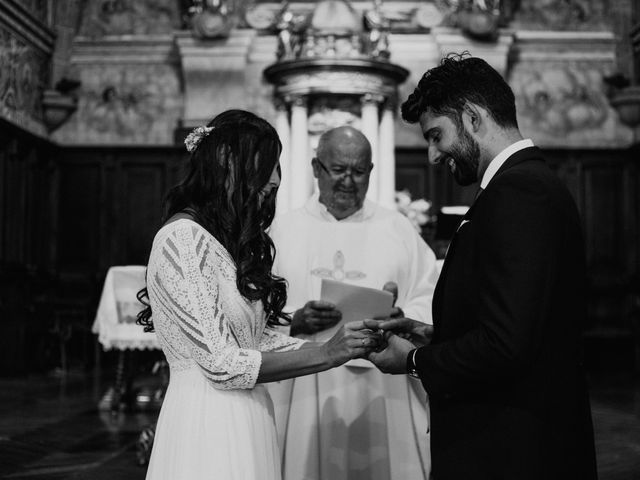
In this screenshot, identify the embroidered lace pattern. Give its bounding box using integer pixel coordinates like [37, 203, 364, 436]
[147, 219, 305, 389]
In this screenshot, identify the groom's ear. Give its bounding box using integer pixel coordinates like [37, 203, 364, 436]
[462, 103, 483, 133]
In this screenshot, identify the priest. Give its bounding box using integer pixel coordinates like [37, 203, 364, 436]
[267, 126, 439, 480]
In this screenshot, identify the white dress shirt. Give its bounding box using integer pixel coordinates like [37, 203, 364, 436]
[480, 138, 534, 190]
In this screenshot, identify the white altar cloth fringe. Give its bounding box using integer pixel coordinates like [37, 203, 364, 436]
[92, 265, 159, 351]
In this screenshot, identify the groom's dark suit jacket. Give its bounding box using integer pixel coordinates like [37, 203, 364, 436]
[415, 147, 597, 480]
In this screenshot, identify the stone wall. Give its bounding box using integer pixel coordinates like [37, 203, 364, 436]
[51, 0, 636, 148]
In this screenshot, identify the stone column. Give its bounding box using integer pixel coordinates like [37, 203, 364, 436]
[290, 95, 311, 209]
[274, 98, 291, 215]
[378, 101, 396, 209]
[361, 94, 382, 202]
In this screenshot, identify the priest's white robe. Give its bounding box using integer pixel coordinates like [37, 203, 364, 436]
[267, 195, 439, 480]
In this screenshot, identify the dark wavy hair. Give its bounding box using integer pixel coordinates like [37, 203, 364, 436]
[401, 53, 518, 130]
[137, 109, 290, 332]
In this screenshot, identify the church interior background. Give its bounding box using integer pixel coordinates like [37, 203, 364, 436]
[1, 0, 639, 478]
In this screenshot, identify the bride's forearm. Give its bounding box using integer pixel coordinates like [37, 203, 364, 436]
[256, 343, 334, 383]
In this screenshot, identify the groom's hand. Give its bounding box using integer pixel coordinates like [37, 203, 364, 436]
[364, 317, 433, 347]
[367, 333, 415, 374]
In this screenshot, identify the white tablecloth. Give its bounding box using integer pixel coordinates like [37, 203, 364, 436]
[92, 265, 159, 351]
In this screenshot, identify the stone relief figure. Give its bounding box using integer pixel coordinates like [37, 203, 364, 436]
[511, 0, 608, 30]
[363, 0, 390, 58]
[55, 64, 181, 144]
[515, 67, 608, 136]
[88, 85, 150, 137]
[79, 0, 180, 37]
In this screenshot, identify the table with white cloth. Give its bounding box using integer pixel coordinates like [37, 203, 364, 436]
[93, 265, 159, 351]
[92, 266, 163, 412]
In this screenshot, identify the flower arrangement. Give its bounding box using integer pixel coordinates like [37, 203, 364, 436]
[395, 190, 434, 232]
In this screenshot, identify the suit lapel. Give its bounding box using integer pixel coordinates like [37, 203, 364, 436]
[432, 147, 545, 332]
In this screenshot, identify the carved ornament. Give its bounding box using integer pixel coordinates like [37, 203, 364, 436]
[271, 0, 391, 61]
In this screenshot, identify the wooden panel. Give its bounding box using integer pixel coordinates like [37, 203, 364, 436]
[0, 122, 56, 375]
[0, 148, 6, 262]
[54, 147, 185, 273]
[583, 164, 628, 277]
[120, 161, 167, 264]
[57, 160, 102, 271]
[396, 164, 428, 199]
[3, 141, 27, 263]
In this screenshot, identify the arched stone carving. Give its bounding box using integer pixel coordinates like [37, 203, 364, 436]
[79, 0, 181, 37]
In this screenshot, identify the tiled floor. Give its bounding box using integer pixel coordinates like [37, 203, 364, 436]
[0, 368, 638, 479]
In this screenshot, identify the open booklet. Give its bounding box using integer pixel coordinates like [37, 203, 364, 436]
[316, 278, 394, 343]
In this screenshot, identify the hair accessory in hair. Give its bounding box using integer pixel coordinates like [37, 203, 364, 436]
[184, 125, 214, 152]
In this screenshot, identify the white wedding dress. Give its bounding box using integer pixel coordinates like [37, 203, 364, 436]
[145, 219, 305, 480]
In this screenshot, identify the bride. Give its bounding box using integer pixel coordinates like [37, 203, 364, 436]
[137, 109, 380, 480]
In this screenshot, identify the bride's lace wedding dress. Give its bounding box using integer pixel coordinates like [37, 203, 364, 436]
[145, 219, 305, 480]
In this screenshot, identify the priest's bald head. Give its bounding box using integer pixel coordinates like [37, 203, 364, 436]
[312, 126, 374, 220]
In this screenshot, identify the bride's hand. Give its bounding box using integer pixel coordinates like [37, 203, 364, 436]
[322, 321, 383, 367]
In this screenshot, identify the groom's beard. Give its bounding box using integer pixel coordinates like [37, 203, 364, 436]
[450, 128, 481, 187]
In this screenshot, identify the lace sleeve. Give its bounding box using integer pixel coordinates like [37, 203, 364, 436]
[159, 224, 262, 390]
[259, 325, 307, 352]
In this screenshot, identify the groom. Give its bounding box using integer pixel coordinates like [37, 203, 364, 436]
[366, 55, 598, 480]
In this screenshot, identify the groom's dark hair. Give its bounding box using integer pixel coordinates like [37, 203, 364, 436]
[401, 53, 518, 131]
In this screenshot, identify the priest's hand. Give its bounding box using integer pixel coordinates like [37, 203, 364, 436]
[382, 281, 404, 318]
[366, 333, 415, 374]
[291, 300, 342, 337]
[364, 317, 433, 347]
